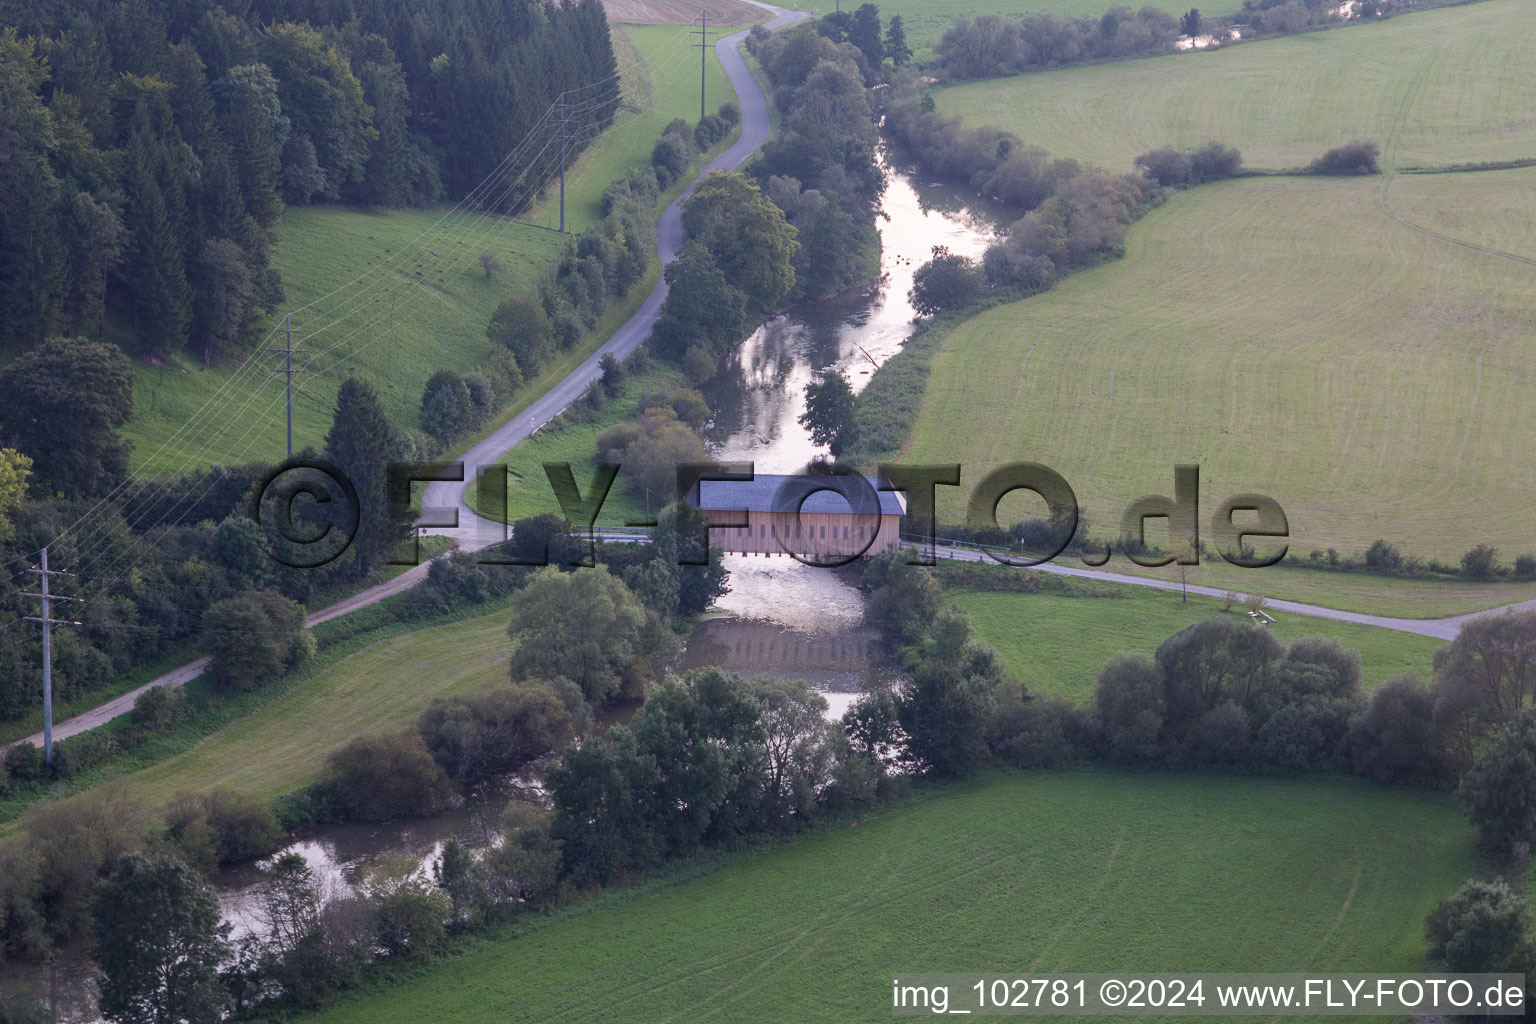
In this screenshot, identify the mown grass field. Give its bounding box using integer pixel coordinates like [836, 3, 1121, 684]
[299, 771, 1472, 1024]
[99, 606, 514, 809]
[523, 23, 745, 234]
[902, 172, 1536, 569]
[932, 0, 1536, 172]
[950, 588, 1443, 704]
[772, 0, 1243, 63]
[122, 210, 564, 474]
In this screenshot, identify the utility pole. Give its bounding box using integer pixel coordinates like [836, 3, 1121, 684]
[22, 548, 80, 767]
[697, 10, 711, 121]
[269, 314, 308, 456]
[557, 91, 569, 233]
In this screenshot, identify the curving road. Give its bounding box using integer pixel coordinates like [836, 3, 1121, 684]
[11, 2, 1534, 748]
[3, 2, 808, 753]
[421, 0, 810, 551]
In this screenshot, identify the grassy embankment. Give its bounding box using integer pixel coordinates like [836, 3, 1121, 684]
[0, 593, 522, 827]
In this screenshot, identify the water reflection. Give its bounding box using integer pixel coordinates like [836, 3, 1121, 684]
[703, 150, 1003, 471]
[689, 149, 1003, 711]
[0, 145, 1007, 1024]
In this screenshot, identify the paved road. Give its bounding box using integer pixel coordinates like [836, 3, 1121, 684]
[918, 542, 1522, 641]
[6, 558, 439, 750]
[422, 0, 810, 552]
[14, 3, 1533, 748]
[4, 2, 809, 753]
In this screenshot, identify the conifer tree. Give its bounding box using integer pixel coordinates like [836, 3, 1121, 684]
[326, 377, 406, 574]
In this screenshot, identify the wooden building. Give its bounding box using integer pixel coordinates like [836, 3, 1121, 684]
[690, 473, 906, 560]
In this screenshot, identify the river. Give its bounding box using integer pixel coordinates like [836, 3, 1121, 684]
[0, 149, 1004, 1023]
[679, 148, 1005, 715]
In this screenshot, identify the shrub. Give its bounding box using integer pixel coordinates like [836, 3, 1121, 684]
[1364, 538, 1402, 573]
[991, 691, 1084, 768]
[682, 344, 715, 382]
[1462, 543, 1500, 581]
[486, 296, 552, 376]
[694, 114, 728, 149]
[598, 353, 626, 398]
[164, 789, 282, 868]
[462, 372, 496, 420]
[17, 786, 150, 944]
[1133, 147, 1193, 187]
[651, 135, 691, 186]
[667, 388, 711, 428]
[910, 246, 984, 316]
[416, 684, 576, 784]
[1425, 879, 1534, 973]
[201, 590, 310, 691]
[4, 744, 43, 783]
[1516, 554, 1536, 581]
[419, 369, 479, 444]
[322, 729, 456, 821]
[1189, 142, 1243, 182]
[131, 685, 186, 732]
[1195, 701, 1251, 764]
[1307, 140, 1381, 175]
[484, 802, 564, 908]
[361, 852, 449, 960]
[1348, 674, 1444, 784]
[1093, 653, 1165, 762]
[717, 101, 741, 126]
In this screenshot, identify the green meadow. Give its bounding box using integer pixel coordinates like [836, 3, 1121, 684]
[81, 605, 513, 812]
[122, 209, 564, 474]
[950, 587, 1444, 704]
[523, 23, 746, 234]
[298, 771, 1472, 1024]
[903, 172, 1536, 566]
[932, 0, 1536, 173]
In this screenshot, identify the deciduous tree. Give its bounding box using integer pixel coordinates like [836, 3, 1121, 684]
[0, 336, 133, 498]
[91, 854, 230, 1024]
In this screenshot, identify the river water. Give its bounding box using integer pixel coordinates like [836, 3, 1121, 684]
[680, 149, 1004, 714]
[0, 149, 1003, 1022]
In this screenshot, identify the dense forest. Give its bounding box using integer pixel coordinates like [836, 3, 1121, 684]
[0, 0, 618, 361]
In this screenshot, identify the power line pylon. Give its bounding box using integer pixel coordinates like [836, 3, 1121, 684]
[22, 547, 80, 767]
[557, 91, 571, 233]
[697, 10, 712, 121]
[269, 314, 308, 456]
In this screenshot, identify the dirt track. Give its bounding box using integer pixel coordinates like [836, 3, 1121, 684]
[603, 0, 767, 25]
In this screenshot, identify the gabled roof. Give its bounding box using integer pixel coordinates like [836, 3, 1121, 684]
[693, 473, 906, 516]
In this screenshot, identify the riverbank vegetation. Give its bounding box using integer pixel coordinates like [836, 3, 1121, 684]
[862, 553, 1536, 861]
